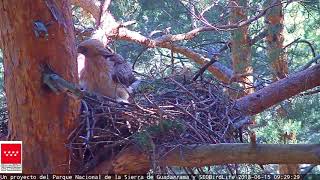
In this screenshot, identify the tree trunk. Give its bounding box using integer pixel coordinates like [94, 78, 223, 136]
[279, 133, 300, 174]
[265, 1, 288, 80]
[265, 2, 299, 174]
[0, 0, 79, 173]
[229, 0, 254, 98]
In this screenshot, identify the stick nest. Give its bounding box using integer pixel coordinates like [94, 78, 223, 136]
[67, 76, 249, 173]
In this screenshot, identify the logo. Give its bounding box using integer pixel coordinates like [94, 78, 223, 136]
[0, 141, 22, 173]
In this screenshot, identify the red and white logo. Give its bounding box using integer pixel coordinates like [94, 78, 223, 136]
[1, 143, 21, 164]
[0, 141, 22, 173]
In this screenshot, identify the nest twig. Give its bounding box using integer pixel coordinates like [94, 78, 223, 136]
[0, 66, 251, 173]
[62, 74, 249, 173]
[0, 65, 253, 174]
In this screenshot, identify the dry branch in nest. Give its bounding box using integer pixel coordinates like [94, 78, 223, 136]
[42, 66, 250, 173]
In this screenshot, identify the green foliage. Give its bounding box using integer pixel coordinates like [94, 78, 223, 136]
[284, 3, 320, 71]
[133, 119, 186, 152]
[289, 94, 320, 143]
[256, 92, 320, 144]
[256, 116, 301, 143]
[146, 119, 186, 137]
[133, 130, 155, 152]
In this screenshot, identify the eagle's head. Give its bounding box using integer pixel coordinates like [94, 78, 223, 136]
[77, 39, 113, 58]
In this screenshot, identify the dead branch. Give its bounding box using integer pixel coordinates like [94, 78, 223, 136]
[72, 0, 294, 41]
[192, 29, 269, 81]
[300, 88, 320, 96]
[110, 28, 233, 83]
[300, 54, 320, 71]
[285, 39, 316, 58]
[179, 0, 295, 33]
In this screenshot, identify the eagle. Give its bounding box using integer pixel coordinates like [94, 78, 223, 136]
[77, 39, 138, 103]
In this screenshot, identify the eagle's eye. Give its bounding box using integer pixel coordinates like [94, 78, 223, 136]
[102, 54, 114, 60]
[77, 46, 88, 55]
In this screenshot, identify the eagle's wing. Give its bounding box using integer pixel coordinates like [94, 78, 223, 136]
[111, 55, 136, 87]
[97, 46, 114, 58]
[96, 46, 136, 87]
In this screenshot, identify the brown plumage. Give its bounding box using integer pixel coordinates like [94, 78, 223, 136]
[77, 39, 136, 103]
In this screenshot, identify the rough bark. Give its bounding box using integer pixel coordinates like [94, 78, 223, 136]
[109, 144, 320, 174]
[0, 0, 79, 173]
[265, 1, 298, 173]
[278, 132, 299, 174]
[229, 0, 254, 98]
[265, 0, 288, 80]
[235, 62, 320, 116]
